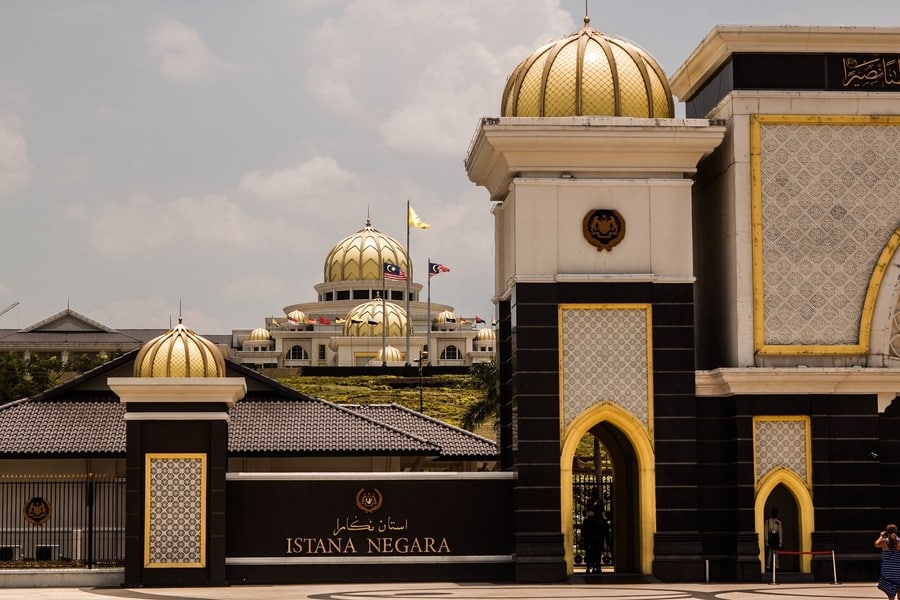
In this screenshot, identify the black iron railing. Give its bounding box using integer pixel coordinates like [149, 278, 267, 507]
[0, 474, 125, 568]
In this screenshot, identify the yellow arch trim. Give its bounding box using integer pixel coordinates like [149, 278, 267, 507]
[755, 467, 815, 573]
[751, 115, 900, 356]
[560, 402, 656, 575]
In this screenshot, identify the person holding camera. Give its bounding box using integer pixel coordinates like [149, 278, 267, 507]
[876, 523, 900, 600]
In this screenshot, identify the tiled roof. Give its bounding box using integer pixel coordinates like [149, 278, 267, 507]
[0, 353, 494, 459]
[0, 393, 125, 455]
[345, 404, 498, 459]
[228, 396, 438, 455]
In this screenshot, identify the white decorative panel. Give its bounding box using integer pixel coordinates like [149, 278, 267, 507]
[560, 306, 650, 432]
[754, 418, 808, 485]
[145, 454, 206, 567]
[759, 122, 900, 346]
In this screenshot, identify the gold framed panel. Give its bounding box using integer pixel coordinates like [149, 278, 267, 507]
[144, 453, 207, 569]
[750, 114, 900, 355]
[557, 303, 654, 443]
[751, 415, 812, 490]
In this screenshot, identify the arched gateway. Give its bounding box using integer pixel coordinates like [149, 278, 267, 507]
[469, 20, 900, 584]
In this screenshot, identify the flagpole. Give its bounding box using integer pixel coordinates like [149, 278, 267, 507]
[381, 266, 387, 365]
[427, 257, 432, 367]
[405, 200, 411, 366]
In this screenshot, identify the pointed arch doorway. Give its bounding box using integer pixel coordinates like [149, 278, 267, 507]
[561, 404, 656, 577]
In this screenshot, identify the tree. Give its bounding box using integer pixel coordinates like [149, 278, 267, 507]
[461, 360, 499, 432]
[0, 353, 64, 405]
[0, 351, 120, 405]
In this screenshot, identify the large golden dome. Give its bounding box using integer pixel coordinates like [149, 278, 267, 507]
[134, 318, 225, 378]
[501, 16, 673, 118]
[324, 219, 410, 282]
[343, 299, 409, 337]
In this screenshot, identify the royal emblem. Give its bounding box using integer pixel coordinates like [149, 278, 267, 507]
[355, 488, 383, 514]
[23, 496, 51, 526]
[583, 209, 625, 251]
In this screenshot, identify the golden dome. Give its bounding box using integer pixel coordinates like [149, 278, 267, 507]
[286, 310, 307, 324]
[501, 16, 673, 118]
[375, 345, 404, 363]
[343, 299, 409, 337]
[134, 318, 225, 378]
[324, 219, 410, 283]
[249, 327, 271, 341]
[475, 327, 496, 341]
[433, 310, 458, 324]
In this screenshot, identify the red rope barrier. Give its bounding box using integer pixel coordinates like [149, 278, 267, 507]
[770, 549, 838, 585]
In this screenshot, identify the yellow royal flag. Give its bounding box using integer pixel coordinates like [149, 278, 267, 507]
[408, 204, 430, 229]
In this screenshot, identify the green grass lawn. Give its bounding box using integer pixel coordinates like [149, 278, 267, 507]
[276, 374, 484, 431]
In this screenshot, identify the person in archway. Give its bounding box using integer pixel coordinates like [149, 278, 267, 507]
[765, 508, 782, 571]
[876, 523, 900, 600]
[581, 509, 601, 574]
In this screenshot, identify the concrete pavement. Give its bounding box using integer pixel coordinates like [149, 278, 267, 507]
[0, 581, 883, 600]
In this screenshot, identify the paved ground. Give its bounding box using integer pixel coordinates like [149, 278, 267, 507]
[0, 582, 884, 600]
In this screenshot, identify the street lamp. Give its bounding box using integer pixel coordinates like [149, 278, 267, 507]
[416, 349, 428, 413]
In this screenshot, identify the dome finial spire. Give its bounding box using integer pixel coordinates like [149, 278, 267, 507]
[584, 0, 590, 26]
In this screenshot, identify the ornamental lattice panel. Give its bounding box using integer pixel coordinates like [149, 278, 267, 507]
[145, 454, 206, 567]
[759, 122, 900, 346]
[560, 306, 650, 432]
[754, 418, 809, 485]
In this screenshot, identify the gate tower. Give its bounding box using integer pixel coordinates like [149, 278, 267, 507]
[465, 16, 724, 581]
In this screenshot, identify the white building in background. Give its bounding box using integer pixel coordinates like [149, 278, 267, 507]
[231, 218, 495, 368]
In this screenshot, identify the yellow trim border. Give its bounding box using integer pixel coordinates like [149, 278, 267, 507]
[752, 416, 813, 573]
[558, 303, 655, 575]
[144, 453, 207, 569]
[557, 303, 654, 443]
[561, 403, 656, 576]
[750, 115, 900, 356]
[755, 468, 815, 574]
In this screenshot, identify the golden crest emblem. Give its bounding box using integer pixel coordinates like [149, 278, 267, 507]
[23, 496, 51, 526]
[583, 209, 625, 251]
[355, 488, 383, 514]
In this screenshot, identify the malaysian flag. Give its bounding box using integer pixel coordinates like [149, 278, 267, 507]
[428, 262, 450, 278]
[383, 262, 407, 281]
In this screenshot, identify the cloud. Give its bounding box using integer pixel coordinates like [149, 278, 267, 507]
[302, 0, 573, 157]
[86, 193, 263, 257]
[0, 113, 32, 197]
[238, 156, 355, 199]
[145, 18, 232, 82]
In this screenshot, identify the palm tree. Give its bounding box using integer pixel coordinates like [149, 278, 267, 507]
[461, 360, 498, 432]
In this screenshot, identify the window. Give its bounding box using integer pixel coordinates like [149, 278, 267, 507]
[440, 345, 461, 360]
[353, 289, 369, 300]
[390, 290, 403, 301]
[337, 290, 350, 300]
[325, 292, 333, 301]
[286, 345, 308, 360]
[318, 344, 326, 360]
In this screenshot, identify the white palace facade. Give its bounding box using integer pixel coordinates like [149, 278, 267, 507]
[230, 218, 496, 369]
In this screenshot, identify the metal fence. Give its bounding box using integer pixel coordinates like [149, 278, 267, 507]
[573, 469, 613, 570]
[0, 474, 125, 568]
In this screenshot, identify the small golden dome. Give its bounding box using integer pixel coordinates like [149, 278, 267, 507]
[286, 310, 307, 324]
[501, 17, 673, 118]
[324, 219, 410, 282]
[375, 345, 404, 363]
[475, 327, 496, 341]
[134, 318, 225, 378]
[433, 310, 458, 324]
[343, 300, 409, 337]
[249, 327, 271, 341]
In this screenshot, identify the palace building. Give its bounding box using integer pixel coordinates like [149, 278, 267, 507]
[466, 18, 900, 583]
[230, 218, 495, 369]
[1, 15, 900, 588]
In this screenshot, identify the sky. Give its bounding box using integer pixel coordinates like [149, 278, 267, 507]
[3, 0, 900, 333]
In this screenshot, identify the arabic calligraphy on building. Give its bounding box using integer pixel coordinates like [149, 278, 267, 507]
[843, 55, 900, 88]
[285, 515, 450, 555]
